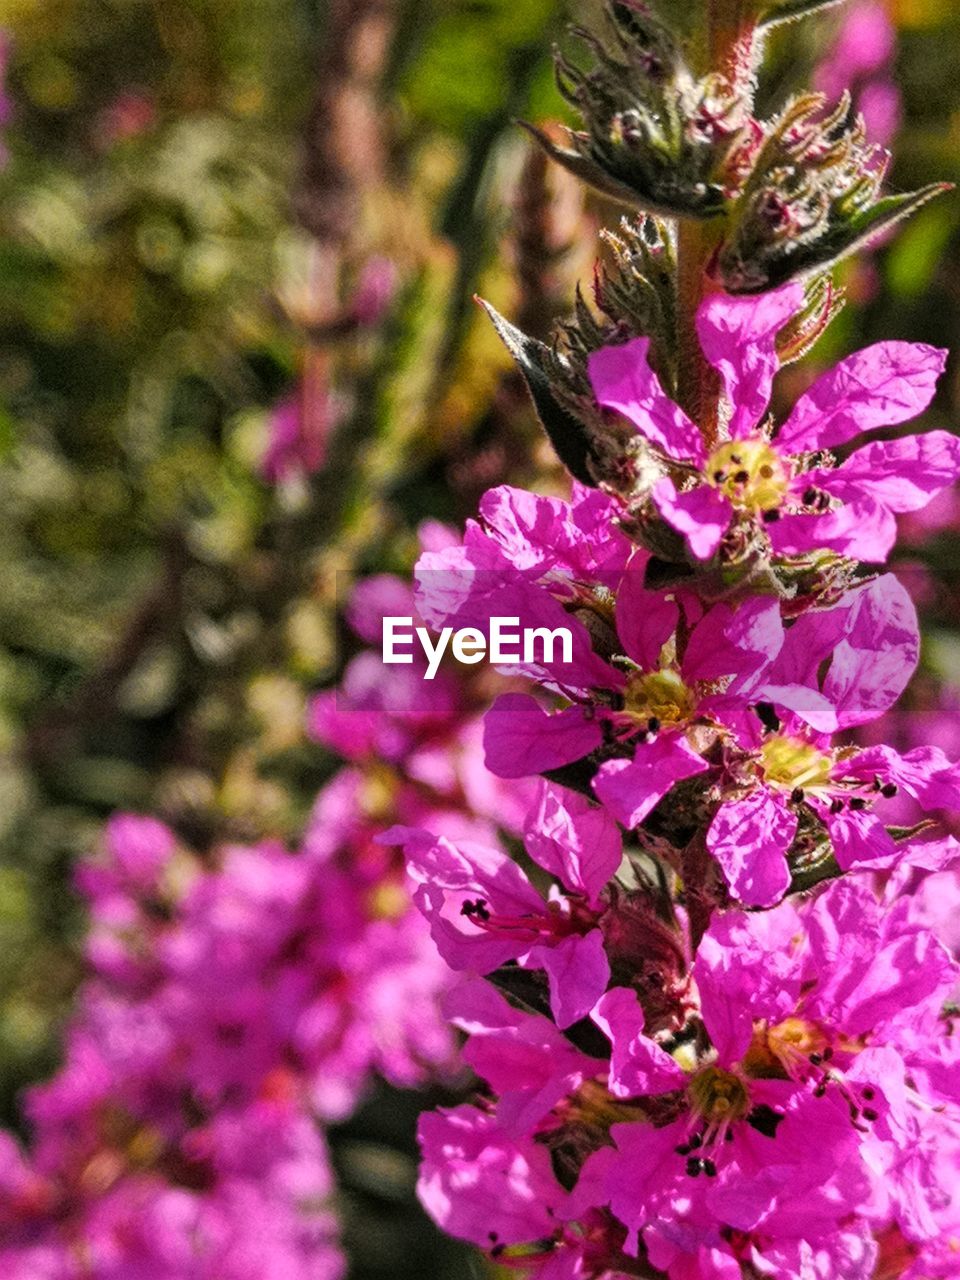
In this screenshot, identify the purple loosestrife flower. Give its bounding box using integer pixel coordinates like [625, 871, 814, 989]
[814, 2, 901, 147]
[704, 574, 960, 904]
[385, 783, 620, 1028]
[588, 284, 958, 564]
[413, 879, 960, 1278]
[593, 878, 960, 1261]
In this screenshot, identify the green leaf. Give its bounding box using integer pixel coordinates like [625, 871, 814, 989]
[477, 298, 600, 486]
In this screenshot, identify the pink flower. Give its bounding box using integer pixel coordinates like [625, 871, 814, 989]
[588, 284, 955, 564]
[261, 387, 340, 484]
[705, 574, 936, 904]
[590, 878, 959, 1263]
[417, 1106, 568, 1249]
[385, 783, 620, 1027]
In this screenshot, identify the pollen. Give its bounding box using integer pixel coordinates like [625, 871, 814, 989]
[760, 736, 833, 791]
[706, 439, 789, 514]
[623, 668, 696, 728]
[687, 1065, 750, 1125]
[766, 1017, 829, 1073]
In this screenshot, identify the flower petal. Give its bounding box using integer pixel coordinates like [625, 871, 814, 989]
[767, 498, 898, 563]
[615, 578, 679, 672]
[696, 283, 803, 439]
[812, 801, 898, 871]
[682, 597, 784, 684]
[588, 338, 706, 464]
[529, 930, 610, 1030]
[821, 574, 919, 728]
[592, 987, 686, 1096]
[593, 734, 708, 829]
[417, 1107, 565, 1247]
[776, 341, 947, 453]
[483, 695, 603, 779]
[813, 431, 960, 514]
[652, 477, 732, 561]
[707, 789, 796, 908]
[523, 781, 623, 904]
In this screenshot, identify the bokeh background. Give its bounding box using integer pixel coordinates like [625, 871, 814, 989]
[0, 1, 959, 1275]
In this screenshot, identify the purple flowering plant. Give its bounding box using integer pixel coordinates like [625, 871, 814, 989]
[383, 1, 960, 1276]
[5, 3, 960, 1277]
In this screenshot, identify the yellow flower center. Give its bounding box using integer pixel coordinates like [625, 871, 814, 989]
[623, 668, 696, 728]
[742, 1016, 828, 1078]
[767, 1016, 828, 1067]
[687, 1064, 750, 1124]
[707, 439, 789, 513]
[760, 736, 832, 790]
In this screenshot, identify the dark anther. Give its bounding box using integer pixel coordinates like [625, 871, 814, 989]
[703, 1158, 718, 1178]
[881, 783, 899, 798]
[733, 470, 749, 484]
[747, 1105, 784, 1138]
[759, 464, 774, 478]
[823, 1047, 834, 1061]
[762, 508, 781, 523]
[809, 1052, 822, 1066]
[730, 454, 742, 465]
[688, 1132, 702, 1149]
[830, 798, 845, 814]
[802, 487, 818, 505]
[675, 1143, 691, 1156]
[862, 1087, 875, 1101]
[725, 1130, 734, 1142]
[489, 1233, 499, 1244]
[491, 1244, 505, 1259]
[685, 1157, 702, 1177]
[647, 716, 661, 734]
[813, 1081, 827, 1098]
[755, 702, 781, 733]
[849, 796, 867, 811]
[791, 787, 805, 804]
[863, 1107, 879, 1122]
[713, 470, 726, 483]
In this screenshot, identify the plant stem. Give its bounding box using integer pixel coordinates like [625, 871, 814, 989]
[674, 216, 723, 444]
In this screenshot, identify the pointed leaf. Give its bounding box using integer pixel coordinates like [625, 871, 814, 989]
[478, 298, 600, 486]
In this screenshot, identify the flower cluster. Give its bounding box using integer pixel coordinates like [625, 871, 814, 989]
[392, 263, 960, 1273]
[0, 567, 531, 1275]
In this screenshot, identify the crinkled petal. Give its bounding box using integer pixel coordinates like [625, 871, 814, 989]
[652, 477, 732, 561]
[776, 341, 947, 453]
[417, 1107, 565, 1247]
[821, 574, 919, 728]
[812, 800, 898, 871]
[814, 431, 960, 514]
[707, 789, 796, 908]
[615, 580, 679, 672]
[696, 283, 803, 439]
[528, 930, 610, 1030]
[682, 597, 784, 684]
[588, 338, 706, 464]
[839, 743, 960, 811]
[523, 781, 622, 904]
[477, 485, 631, 582]
[695, 906, 802, 1063]
[483, 695, 602, 779]
[768, 498, 898, 563]
[593, 734, 709, 829]
[592, 987, 686, 1096]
